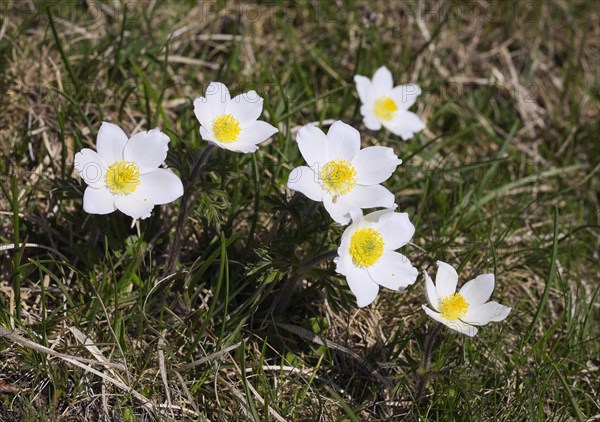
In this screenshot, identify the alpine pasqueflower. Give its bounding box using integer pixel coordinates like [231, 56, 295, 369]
[354, 66, 425, 139]
[193, 82, 278, 153]
[422, 261, 512, 337]
[287, 121, 401, 225]
[335, 209, 418, 307]
[74, 122, 183, 220]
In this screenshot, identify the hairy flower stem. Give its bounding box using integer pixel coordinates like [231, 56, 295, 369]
[165, 144, 216, 274]
[415, 323, 443, 402]
[271, 250, 338, 316]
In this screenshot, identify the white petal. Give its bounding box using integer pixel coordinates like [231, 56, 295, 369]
[193, 97, 215, 129]
[345, 268, 379, 307]
[133, 168, 183, 205]
[385, 111, 426, 140]
[326, 121, 361, 162]
[367, 251, 418, 291]
[222, 140, 260, 153]
[225, 90, 264, 128]
[206, 138, 257, 153]
[205, 81, 229, 113]
[354, 74, 371, 104]
[334, 250, 354, 277]
[339, 217, 361, 246]
[287, 166, 323, 202]
[424, 271, 440, 311]
[232, 143, 262, 153]
[323, 195, 352, 225]
[362, 209, 392, 224]
[388, 83, 422, 110]
[344, 184, 395, 210]
[444, 321, 478, 337]
[83, 187, 116, 215]
[115, 195, 154, 220]
[422, 305, 478, 337]
[347, 208, 364, 225]
[96, 122, 128, 164]
[238, 120, 278, 146]
[422, 305, 446, 325]
[352, 146, 401, 185]
[74, 149, 107, 188]
[200, 138, 247, 154]
[361, 106, 382, 130]
[123, 128, 169, 174]
[296, 124, 328, 168]
[462, 301, 511, 325]
[199, 126, 220, 146]
[371, 66, 394, 99]
[372, 211, 415, 250]
[435, 261, 459, 298]
[459, 274, 495, 307]
[421, 305, 477, 337]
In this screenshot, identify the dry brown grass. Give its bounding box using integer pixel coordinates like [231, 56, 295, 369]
[1, 1, 599, 420]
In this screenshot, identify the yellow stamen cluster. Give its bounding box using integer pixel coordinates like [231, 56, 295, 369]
[349, 228, 384, 267]
[439, 293, 469, 319]
[320, 159, 357, 196]
[213, 114, 241, 143]
[373, 96, 398, 121]
[105, 160, 140, 195]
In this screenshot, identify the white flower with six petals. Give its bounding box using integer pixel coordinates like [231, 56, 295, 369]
[193, 82, 279, 153]
[74, 122, 183, 220]
[335, 209, 419, 307]
[355, 66, 426, 140]
[422, 261, 512, 337]
[287, 121, 401, 225]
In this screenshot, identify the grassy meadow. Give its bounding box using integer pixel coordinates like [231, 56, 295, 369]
[0, 0, 599, 420]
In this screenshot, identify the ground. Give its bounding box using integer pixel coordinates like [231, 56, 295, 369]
[0, 1, 599, 421]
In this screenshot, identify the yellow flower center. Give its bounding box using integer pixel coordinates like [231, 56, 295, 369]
[213, 114, 241, 143]
[439, 293, 469, 320]
[349, 228, 384, 267]
[373, 96, 398, 121]
[320, 159, 357, 196]
[105, 160, 140, 195]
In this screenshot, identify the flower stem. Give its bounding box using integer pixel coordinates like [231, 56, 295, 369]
[165, 144, 216, 274]
[414, 322, 443, 402]
[271, 249, 338, 316]
[11, 176, 22, 321]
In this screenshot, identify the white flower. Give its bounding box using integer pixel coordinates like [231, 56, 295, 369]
[74, 122, 183, 220]
[335, 209, 418, 307]
[422, 261, 512, 337]
[354, 66, 426, 140]
[193, 82, 279, 153]
[287, 121, 401, 225]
